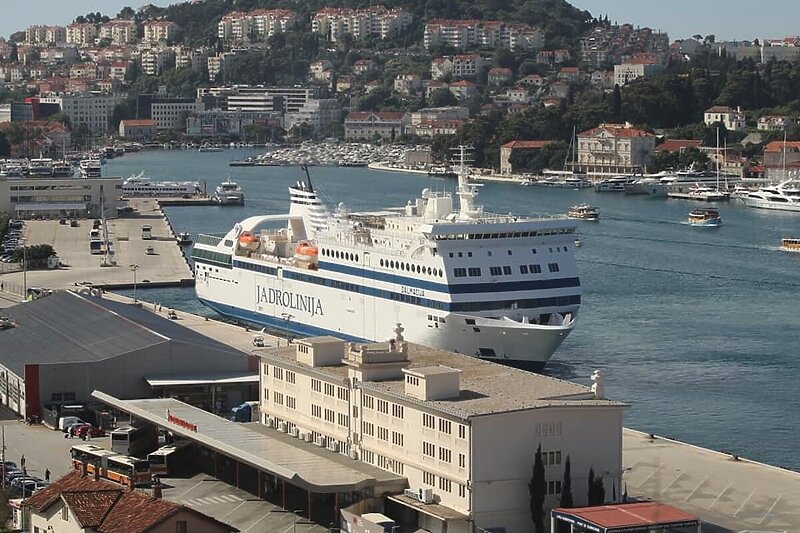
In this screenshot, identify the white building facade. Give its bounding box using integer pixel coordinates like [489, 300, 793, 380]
[258, 335, 625, 533]
[576, 122, 657, 175]
[704, 106, 747, 131]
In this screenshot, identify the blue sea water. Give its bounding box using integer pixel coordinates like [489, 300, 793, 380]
[107, 148, 800, 470]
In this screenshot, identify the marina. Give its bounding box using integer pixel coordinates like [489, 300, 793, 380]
[97, 148, 800, 471]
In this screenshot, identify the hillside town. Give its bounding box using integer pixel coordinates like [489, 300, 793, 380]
[0, 4, 799, 180]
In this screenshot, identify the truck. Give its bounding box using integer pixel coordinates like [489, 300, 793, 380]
[89, 240, 102, 254]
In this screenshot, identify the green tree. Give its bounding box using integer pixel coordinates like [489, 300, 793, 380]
[587, 467, 606, 506]
[0, 131, 10, 157]
[559, 455, 573, 508]
[14, 244, 56, 269]
[612, 84, 622, 118]
[117, 6, 135, 19]
[528, 444, 546, 533]
[428, 88, 458, 108]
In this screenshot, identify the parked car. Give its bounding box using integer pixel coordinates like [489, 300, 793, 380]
[5, 471, 28, 484]
[10, 476, 40, 490]
[73, 424, 104, 438]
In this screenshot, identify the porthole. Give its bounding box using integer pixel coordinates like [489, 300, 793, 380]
[380, 258, 384, 267]
[355, 254, 359, 262]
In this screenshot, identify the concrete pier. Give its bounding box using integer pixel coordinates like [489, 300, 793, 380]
[0, 198, 194, 293]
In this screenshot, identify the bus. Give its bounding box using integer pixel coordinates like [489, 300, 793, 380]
[105, 454, 151, 486]
[141, 224, 153, 240]
[70, 444, 118, 475]
[110, 425, 158, 457]
[147, 440, 194, 476]
[70, 445, 150, 487]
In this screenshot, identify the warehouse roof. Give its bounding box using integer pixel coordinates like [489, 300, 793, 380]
[0, 291, 245, 376]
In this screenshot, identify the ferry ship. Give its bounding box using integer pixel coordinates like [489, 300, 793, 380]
[193, 152, 581, 370]
[213, 178, 245, 206]
[123, 174, 202, 197]
[79, 159, 102, 178]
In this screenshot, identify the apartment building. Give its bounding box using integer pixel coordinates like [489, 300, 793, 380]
[149, 97, 204, 130]
[757, 115, 795, 132]
[284, 98, 342, 136]
[613, 57, 665, 87]
[175, 46, 208, 73]
[140, 48, 174, 76]
[424, 19, 544, 51]
[431, 55, 485, 80]
[66, 23, 98, 45]
[43, 93, 119, 134]
[207, 52, 236, 81]
[218, 9, 297, 41]
[704, 106, 747, 132]
[576, 122, 657, 175]
[344, 111, 407, 140]
[312, 6, 412, 43]
[25, 25, 66, 45]
[224, 86, 321, 114]
[99, 20, 137, 45]
[258, 333, 625, 533]
[143, 21, 178, 44]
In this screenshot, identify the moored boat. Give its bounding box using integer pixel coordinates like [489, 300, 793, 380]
[176, 232, 193, 246]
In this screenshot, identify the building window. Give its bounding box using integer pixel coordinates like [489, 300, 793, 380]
[423, 442, 435, 457]
[62, 506, 69, 521]
[274, 367, 284, 381]
[392, 404, 404, 419]
[458, 483, 466, 498]
[438, 478, 452, 492]
[392, 431, 404, 447]
[439, 419, 452, 434]
[324, 408, 335, 423]
[548, 480, 563, 495]
[273, 391, 283, 405]
[337, 387, 349, 401]
[439, 447, 452, 463]
[377, 399, 389, 414]
[324, 383, 335, 396]
[287, 396, 296, 410]
[338, 413, 349, 427]
[423, 471, 435, 485]
[377, 426, 389, 441]
[263, 363, 269, 376]
[285, 370, 296, 384]
[459, 453, 466, 468]
[311, 404, 322, 418]
[423, 413, 435, 429]
[311, 379, 321, 392]
[363, 395, 374, 410]
[458, 424, 466, 439]
[363, 421, 374, 436]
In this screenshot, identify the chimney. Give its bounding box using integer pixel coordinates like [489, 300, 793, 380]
[152, 477, 162, 500]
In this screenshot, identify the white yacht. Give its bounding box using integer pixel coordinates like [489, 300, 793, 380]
[28, 158, 54, 176]
[687, 184, 729, 202]
[213, 178, 245, 206]
[745, 180, 800, 212]
[79, 159, 102, 178]
[52, 160, 74, 177]
[594, 176, 634, 192]
[193, 152, 581, 370]
[122, 174, 202, 197]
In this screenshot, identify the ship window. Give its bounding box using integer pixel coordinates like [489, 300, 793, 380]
[401, 263, 405, 271]
[390, 260, 395, 268]
[453, 268, 467, 277]
[458, 252, 463, 258]
[532, 249, 537, 254]
[380, 259, 384, 267]
[427, 267, 432, 275]
[336, 251, 340, 258]
[416, 265, 421, 273]
[355, 254, 359, 262]
[507, 250, 512, 255]
[520, 265, 529, 274]
[531, 264, 542, 273]
[548, 263, 559, 273]
[468, 267, 481, 277]
[487, 251, 492, 257]
[468, 252, 472, 257]
[503, 266, 512, 275]
[549, 248, 553, 253]
[449, 252, 453, 258]
[438, 269, 443, 277]
[489, 266, 502, 276]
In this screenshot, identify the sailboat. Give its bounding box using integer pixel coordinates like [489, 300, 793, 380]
[540, 127, 591, 188]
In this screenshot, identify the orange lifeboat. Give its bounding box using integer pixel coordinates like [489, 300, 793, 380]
[237, 232, 259, 251]
[294, 242, 319, 259]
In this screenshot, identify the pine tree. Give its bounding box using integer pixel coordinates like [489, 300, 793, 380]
[559, 455, 573, 508]
[529, 444, 546, 533]
[587, 467, 595, 505]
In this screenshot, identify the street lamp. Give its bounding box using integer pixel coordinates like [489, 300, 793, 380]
[281, 313, 295, 345]
[129, 264, 139, 302]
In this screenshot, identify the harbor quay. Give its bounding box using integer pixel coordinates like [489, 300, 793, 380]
[0, 197, 194, 295]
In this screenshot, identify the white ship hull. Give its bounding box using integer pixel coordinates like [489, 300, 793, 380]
[196, 262, 576, 370]
[745, 197, 800, 212]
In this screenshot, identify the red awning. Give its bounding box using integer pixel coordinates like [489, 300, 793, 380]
[552, 502, 698, 532]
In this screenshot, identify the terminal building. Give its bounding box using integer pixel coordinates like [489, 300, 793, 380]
[0, 291, 257, 420]
[0, 175, 122, 218]
[257, 328, 625, 533]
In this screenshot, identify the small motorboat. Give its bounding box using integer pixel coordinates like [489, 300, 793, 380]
[688, 207, 721, 227]
[567, 204, 600, 221]
[176, 232, 193, 246]
[780, 237, 800, 253]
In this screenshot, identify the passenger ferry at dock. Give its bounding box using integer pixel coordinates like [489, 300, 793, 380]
[193, 150, 582, 370]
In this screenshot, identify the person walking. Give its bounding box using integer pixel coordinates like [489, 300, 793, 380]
[20, 454, 25, 470]
[45, 468, 50, 482]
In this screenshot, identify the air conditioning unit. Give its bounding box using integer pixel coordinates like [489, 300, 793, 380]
[418, 488, 434, 504]
[314, 435, 326, 447]
[289, 427, 299, 438]
[328, 441, 340, 453]
[349, 449, 359, 460]
[264, 416, 274, 428]
[303, 432, 313, 443]
[278, 421, 287, 433]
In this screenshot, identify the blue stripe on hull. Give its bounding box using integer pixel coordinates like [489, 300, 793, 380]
[198, 298, 369, 343]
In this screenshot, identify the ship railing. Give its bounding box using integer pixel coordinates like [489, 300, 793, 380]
[463, 212, 569, 223]
[196, 234, 225, 246]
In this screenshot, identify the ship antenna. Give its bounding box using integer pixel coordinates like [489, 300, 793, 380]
[454, 145, 481, 220]
[302, 164, 314, 192]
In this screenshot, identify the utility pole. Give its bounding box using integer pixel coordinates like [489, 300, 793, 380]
[22, 245, 27, 302]
[129, 263, 139, 302]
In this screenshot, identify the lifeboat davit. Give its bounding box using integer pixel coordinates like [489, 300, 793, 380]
[237, 232, 259, 250]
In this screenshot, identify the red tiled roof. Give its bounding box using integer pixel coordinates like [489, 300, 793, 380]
[656, 139, 702, 152]
[705, 105, 737, 113]
[449, 80, 476, 87]
[502, 140, 553, 149]
[121, 119, 156, 127]
[346, 111, 405, 121]
[553, 502, 698, 529]
[764, 140, 800, 153]
[24, 471, 121, 513]
[579, 124, 654, 138]
[62, 491, 122, 528]
[97, 491, 184, 533]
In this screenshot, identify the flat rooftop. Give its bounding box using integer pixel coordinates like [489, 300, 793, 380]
[623, 429, 800, 532]
[261, 341, 624, 418]
[92, 391, 406, 495]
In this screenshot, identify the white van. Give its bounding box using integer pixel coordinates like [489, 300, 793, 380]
[58, 416, 84, 431]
